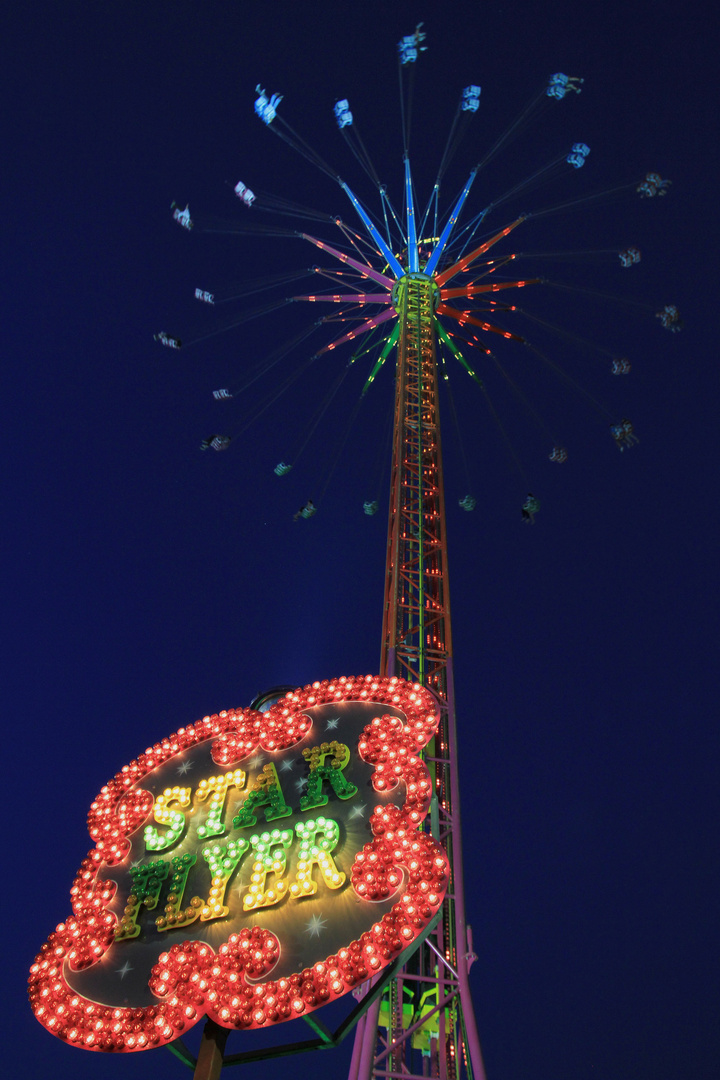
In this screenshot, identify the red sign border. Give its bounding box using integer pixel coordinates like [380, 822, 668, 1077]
[29, 675, 449, 1053]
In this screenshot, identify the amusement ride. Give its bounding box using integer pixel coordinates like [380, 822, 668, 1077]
[160, 32, 676, 1075]
[30, 24, 678, 1080]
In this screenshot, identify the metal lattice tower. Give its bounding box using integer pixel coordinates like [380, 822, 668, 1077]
[348, 267, 486, 1080]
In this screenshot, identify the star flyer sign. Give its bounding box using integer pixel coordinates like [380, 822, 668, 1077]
[29, 676, 448, 1053]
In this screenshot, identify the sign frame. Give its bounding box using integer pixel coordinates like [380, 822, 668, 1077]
[29, 675, 448, 1053]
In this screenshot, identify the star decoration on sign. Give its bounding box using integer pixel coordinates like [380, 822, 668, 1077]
[116, 961, 133, 979]
[325, 717, 340, 730]
[304, 913, 328, 938]
[280, 758, 296, 772]
[177, 760, 193, 775]
[248, 753, 265, 770]
[295, 776, 308, 792]
[348, 803, 367, 820]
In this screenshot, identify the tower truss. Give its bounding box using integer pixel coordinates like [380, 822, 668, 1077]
[346, 198, 489, 1080]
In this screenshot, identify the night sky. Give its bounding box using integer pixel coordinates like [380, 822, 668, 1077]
[6, 3, 718, 1079]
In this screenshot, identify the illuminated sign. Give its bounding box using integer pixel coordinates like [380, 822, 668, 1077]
[29, 675, 448, 1053]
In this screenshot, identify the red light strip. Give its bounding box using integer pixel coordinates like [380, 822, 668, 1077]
[436, 303, 526, 341]
[434, 217, 526, 287]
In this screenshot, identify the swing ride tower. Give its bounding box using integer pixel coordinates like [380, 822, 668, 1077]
[31, 27, 678, 1080]
[287, 141, 535, 1080]
[228, 86, 536, 1075]
[336, 165, 517, 1079]
[353, 273, 483, 1080]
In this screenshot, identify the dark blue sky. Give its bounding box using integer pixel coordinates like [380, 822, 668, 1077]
[6, 3, 718, 1079]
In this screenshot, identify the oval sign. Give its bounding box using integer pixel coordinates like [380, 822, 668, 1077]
[29, 675, 448, 1052]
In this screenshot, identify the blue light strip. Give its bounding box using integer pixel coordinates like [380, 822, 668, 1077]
[404, 158, 419, 273]
[340, 181, 405, 280]
[423, 169, 477, 277]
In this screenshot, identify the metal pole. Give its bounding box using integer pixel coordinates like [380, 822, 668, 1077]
[357, 997, 382, 1080]
[349, 1010, 368, 1080]
[194, 1019, 229, 1080]
[445, 659, 487, 1080]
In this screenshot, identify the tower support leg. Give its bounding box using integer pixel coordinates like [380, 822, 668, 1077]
[194, 1019, 228, 1080]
